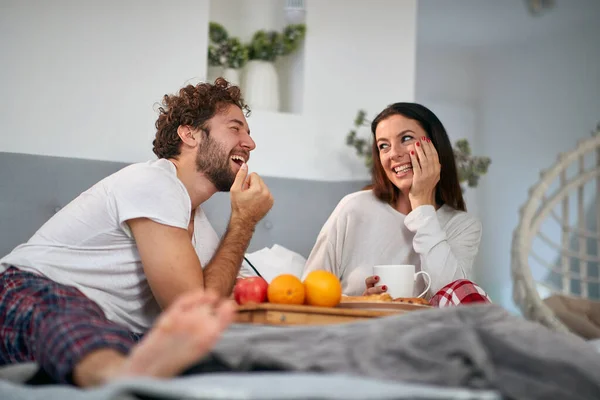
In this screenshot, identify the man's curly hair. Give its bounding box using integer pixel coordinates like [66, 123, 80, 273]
[152, 77, 250, 159]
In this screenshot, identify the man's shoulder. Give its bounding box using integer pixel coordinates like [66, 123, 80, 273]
[109, 159, 180, 188]
[103, 159, 189, 209]
[115, 159, 175, 178]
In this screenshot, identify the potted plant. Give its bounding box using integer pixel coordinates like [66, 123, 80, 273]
[207, 22, 248, 85]
[346, 109, 491, 191]
[243, 24, 306, 111]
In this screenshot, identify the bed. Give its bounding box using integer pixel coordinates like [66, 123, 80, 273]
[2, 151, 600, 400]
[1, 368, 502, 400]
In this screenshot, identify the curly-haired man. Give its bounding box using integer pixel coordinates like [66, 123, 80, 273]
[0, 78, 273, 386]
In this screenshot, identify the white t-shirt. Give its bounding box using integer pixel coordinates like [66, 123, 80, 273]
[302, 190, 482, 297]
[0, 159, 220, 333]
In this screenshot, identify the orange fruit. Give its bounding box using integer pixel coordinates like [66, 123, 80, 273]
[267, 274, 306, 305]
[303, 270, 342, 307]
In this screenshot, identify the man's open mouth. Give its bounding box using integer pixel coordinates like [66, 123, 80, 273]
[230, 155, 246, 166]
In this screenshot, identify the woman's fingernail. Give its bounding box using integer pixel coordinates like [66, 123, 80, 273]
[421, 137, 426, 141]
[374, 276, 379, 281]
[416, 142, 420, 147]
[411, 150, 415, 155]
[382, 285, 387, 291]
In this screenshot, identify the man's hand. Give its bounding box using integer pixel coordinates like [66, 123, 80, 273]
[202, 164, 273, 296]
[230, 163, 274, 226]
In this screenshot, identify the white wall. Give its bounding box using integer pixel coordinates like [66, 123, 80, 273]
[0, 0, 210, 164]
[416, 49, 481, 108]
[247, 0, 417, 181]
[295, 0, 416, 181]
[0, 0, 417, 182]
[476, 25, 600, 311]
[415, 49, 482, 217]
[209, 0, 284, 42]
[416, 16, 600, 312]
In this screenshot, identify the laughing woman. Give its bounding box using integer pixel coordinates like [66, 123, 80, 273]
[302, 103, 491, 307]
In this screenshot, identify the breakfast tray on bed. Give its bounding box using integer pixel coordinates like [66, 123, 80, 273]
[236, 301, 430, 326]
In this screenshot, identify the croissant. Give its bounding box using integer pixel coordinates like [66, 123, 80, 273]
[392, 297, 430, 306]
[341, 293, 393, 302]
[341, 293, 430, 306]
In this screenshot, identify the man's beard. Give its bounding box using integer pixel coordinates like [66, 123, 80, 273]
[195, 136, 236, 192]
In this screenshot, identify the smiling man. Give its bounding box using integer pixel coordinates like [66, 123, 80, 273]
[0, 78, 273, 386]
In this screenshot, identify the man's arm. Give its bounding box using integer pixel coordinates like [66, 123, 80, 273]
[128, 218, 204, 309]
[203, 165, 273, 295]
[128, 216, 254, 308]
[129, 163, 272, 309]
[202, 217, 254, 296]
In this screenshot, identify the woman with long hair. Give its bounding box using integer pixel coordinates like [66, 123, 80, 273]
[302, 103, 490, 306]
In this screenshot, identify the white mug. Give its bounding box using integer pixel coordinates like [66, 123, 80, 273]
[373, 264, 431, 299]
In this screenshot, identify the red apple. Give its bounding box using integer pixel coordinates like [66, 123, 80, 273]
[233, 277, 269, 305]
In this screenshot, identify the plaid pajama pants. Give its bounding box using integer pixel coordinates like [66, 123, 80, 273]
[0, 266, 142, 384]
[429, 279, 492, 307]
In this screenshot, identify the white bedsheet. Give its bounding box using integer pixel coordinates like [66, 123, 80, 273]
[0, 369, 501, 400]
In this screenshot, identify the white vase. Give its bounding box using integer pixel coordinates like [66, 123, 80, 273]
[243, 60, 280, 112]
[222, 68, 241, 86]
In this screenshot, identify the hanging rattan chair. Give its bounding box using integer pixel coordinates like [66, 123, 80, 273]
[511, 132, 600, 334]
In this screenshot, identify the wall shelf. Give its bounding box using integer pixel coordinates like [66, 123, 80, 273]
[207, 0, 306, 115]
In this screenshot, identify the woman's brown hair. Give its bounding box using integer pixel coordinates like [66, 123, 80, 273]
[370, 102, 466, 212]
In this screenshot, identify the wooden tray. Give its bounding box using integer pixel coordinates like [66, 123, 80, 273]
[337, 301, 431, 312]
[235, 303, 406, 326]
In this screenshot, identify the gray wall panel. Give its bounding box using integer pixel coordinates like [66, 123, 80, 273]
[0, 152, 368, 259]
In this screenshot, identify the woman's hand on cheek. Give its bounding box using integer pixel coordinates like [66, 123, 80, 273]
[409, 137, 440, 209]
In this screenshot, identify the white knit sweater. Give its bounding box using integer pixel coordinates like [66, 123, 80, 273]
[302, 190, 482, 297]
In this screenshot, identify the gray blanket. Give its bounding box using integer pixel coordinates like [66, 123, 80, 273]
[1, 304, 599, 400]
[192, 304, 600, 399]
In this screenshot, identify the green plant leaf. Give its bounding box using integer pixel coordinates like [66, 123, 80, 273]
[455, 139, 471, 155]
[354, 110, 367, 127]
[207, 44, 221, 67]
[280, 24, 306, 56]
[209, 22, 228, 44]
[223, 37, 248, 69]
[247, 30, 282, 62]
[346, 130, 357, 145]
[247, 24, 306, 62]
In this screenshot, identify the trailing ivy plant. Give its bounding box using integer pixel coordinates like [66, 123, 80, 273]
[247, 30, 282, 62]
[246, 24, 306, 62]
[208, 22, 305, 68]
[346, 109, 491, 189]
